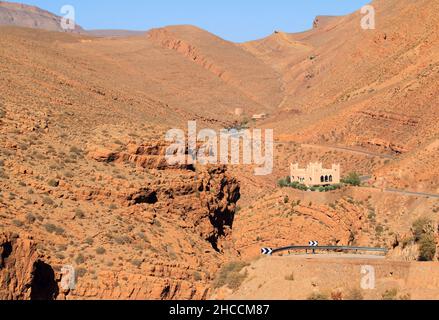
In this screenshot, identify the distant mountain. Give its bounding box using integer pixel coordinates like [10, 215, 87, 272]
[0, 1, 85, 33]
[87, 29, 145, 38]
[0, 1, 152, 38]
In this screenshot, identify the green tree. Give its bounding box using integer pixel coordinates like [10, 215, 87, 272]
[418, 234, 436, 261]
[342, 172, 361, 186]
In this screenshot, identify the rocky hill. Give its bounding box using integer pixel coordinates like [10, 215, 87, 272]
[0, 0, 438, 300]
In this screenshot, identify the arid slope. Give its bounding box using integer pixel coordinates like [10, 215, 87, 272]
[0, 0, 438, 301]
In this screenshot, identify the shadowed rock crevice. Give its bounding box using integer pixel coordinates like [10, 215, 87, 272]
[0, 241, 12, 268]
[207, 207, 237, 252]
[206, 234, 220, 252]
[160, 285, 171, 300]
[129, 189, 158, 205]
[30, 261, 59, 300]
[199, 166, 241, 252]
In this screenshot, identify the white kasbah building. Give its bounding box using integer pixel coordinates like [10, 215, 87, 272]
[290, 163, 341, 187]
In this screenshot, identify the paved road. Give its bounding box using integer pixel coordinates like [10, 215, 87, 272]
[274, 141, 394, 159]
[281, 254, 386, 260]
[384, 188, 439, 199]
[300, 143, 395, 159]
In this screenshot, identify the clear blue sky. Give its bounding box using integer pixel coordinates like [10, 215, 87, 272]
[17, 0, 371, 42]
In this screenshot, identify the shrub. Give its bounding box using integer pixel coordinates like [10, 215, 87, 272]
[55, 226, 64, 235]
[227, 273, 248, 290]
[131, 259, 143, 268]
[56, 253, 65, 260]
[42, 197, 54, 206]
[12, 219, 24, 227]
[25, 213, 36, 224]
[327, 184, 343, 191]
[375, 225, 384, 235]
[96, 247, 106, 255]
[418, 234, 436, 261]
[412, 218, 434, 242]
[342, 172, 361, 186]
[64, 171, 74, 178]
[44, 223, 64, 235]
[137, 232, 149, 242]
[382, 288, 398, 300]
[307, 292, 329, 300]
[411, 218, 436, 261]
[213, 261, 249, 290]
[44, 223, 57, 233]
[292, 182, 308, 191]
[277, 177, 290, 188]
[69, 146, 82, 155]
[0, 169, 8, 179]
[74, 209, 85, 219]
[278, 177, 343, 192]
[193, 272, 202, 281]
[399, 293, 411, 300]
[152, 219, 162, 228]
[346, 288, 364, 301]
[75, 254, 86, 265]
[48, 179, 59, 188]
[58, 244, 68, 251]
[114, 236, 131, 245]
[368, 210, 376, 221]
[76, 267, 87, 278]
[284, 272, 295, 281]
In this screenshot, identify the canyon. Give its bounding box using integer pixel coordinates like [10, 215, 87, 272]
[0, 0, 438, 300]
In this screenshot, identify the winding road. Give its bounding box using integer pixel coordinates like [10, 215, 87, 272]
[300, 143, 395, 159]
[383, 188, 439, 199]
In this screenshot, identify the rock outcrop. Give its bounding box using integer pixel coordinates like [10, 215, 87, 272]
[0, 233, 58, 300]
[1, 135, 240, 300]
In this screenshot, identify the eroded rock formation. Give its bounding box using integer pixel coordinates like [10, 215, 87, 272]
[0, 233, 58, 300]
